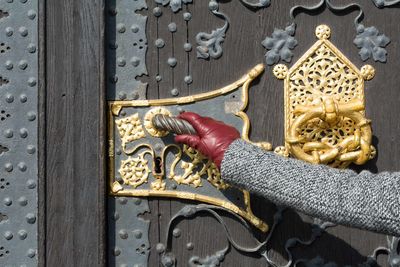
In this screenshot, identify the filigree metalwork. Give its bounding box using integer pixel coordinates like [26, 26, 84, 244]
[119, 152, 151, 188]
[273, 25, 375, 168]
[263, 0, 391, 65]
[169, 146, 203, 188]
[108, 64, 270, 232]
[115, 113, 146, 149]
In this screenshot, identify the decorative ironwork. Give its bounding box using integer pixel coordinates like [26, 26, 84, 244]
[108, 64, 271, 232]
[261, 24, 298, 66]
[108, 197, 151, 267]
[354, 24, 391, 62]
[158, 204, 338, 267]
[155, 0, 192, 13]
[0, 0, 39, 265]
[154, 0, 269, 60]
[263, 0, 391, 65]
[159, 203, 399, 267]
[372, 0, 400, 7]
[107, 0, 148, 100]
[115, 113, 146, 149]
[273, 25, 375, 168]
[196, 1, 229, 60]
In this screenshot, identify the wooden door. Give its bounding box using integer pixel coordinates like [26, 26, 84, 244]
[103, 1, 400, 266]
[3, 0, 400, 266]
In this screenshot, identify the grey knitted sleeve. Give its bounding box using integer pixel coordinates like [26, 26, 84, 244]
[221, 139, 400, 236]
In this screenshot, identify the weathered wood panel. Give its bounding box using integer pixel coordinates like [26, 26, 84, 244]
[45, 1, 106, 266]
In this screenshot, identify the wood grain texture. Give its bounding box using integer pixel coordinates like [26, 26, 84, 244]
[143, 1, 400, 266]
[45, 0, 106, 266]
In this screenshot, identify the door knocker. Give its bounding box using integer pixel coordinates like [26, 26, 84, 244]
[273, 25, 376, 168]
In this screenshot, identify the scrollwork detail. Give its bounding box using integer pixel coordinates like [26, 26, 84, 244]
[196, 1, 229, 60]
[168, 145, 229, 189]
[263, 0, 392, 65]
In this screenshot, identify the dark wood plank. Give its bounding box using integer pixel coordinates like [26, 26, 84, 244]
[45, 1, 106, 266]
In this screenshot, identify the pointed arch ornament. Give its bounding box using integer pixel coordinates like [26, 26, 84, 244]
[273, 25, 376, 168]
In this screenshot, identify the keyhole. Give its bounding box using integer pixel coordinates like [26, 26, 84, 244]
[154, 156, 163, 174]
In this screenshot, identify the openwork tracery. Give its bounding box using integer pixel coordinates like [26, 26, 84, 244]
[274, 25, 375, 168]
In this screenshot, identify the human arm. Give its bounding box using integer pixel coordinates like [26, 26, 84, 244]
[175, 112, 400, 236]
[222, 139, 400, 237]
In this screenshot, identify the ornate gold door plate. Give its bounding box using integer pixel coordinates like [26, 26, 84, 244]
[108, 64, 270, 232]
[273, 25, 376, 168]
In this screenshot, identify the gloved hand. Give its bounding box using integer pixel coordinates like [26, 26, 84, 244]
[174, 112, 241, 169]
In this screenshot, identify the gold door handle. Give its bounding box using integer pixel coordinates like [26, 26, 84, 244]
[273, 25, 376, 168]
[287, 98, 373, 165]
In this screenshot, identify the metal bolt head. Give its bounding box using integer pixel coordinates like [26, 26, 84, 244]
[117, 23, 126, 33]
[18, 230, 27, 240]
[4, 129, 13, 138]
[155, 38, 165, 48]
[5, 94, 13, 103]
[119, 229, 128, 239]
[186, 242, 194, 250]
[184, 42, 192, 52]
[27, 10, 37, 19]
[27, 145, 36, 154]
[131, 57, 140, 67]
[20, 94, 28, 103]
[171, 88, 179, 96]
[172, 228, 181, 238]
[131, 25, 139, 33]
[168, 23, 177, 33]
[156, 243, 165, 253]
[28, 77, 37, 86]
[183, 12, 192, 21]
[167, 58, 177, 67]
[4, 163, 13, 172]
[4, 231, 13, 240]
[20, 128, 28, 138]
[27, 179, 36, 189]
[153, 7, 162, 17]
[3, 197, 12, 206]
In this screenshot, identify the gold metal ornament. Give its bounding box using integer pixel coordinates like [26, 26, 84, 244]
[144, 107, 172, 137]
[273, 25, 375, 168]
[108, 64, 270, 232]
[115, 113, 146, 150]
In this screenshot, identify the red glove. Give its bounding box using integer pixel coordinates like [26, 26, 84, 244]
[174, 112, 241, 169]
